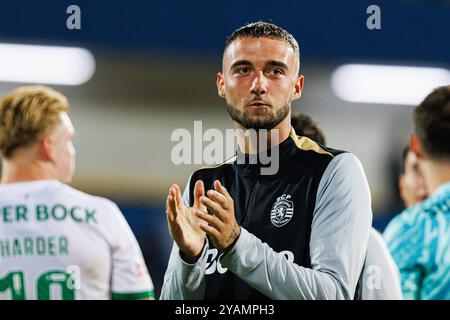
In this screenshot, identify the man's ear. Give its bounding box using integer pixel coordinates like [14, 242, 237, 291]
[410, 134, 424, 159]
[398, 175, 405, 195]
[292, 75, 304, 101]
[37, 137, 55, 162]
[217, 72, 225, 98]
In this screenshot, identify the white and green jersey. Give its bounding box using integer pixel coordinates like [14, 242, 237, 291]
[0, 180, 154, 300]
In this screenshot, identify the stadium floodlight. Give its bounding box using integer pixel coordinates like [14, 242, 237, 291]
[0, 43, 95, 86]
[331, 64, 450, 105]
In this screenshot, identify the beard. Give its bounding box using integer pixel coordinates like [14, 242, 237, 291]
[226, 102, 290, 130]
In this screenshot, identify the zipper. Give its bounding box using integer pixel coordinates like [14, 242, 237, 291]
[241, 174, 259, 226]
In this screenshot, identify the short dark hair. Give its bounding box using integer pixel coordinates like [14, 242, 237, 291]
[225, 22, 300, 70]
[291, 112, 326, 146]
[414, 86, 450, 161]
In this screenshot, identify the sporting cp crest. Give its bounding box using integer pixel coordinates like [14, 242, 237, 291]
[270, 194, 294, 227]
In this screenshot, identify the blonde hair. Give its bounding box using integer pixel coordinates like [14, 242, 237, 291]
[0, 85, 70, 158]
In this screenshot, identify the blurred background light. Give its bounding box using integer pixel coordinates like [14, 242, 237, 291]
[0, 43, 95, 86]
[331, 64, 450, 105]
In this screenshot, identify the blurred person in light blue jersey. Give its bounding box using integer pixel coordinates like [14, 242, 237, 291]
[291, 112, 403, 300]
[384, 86, 450, 300]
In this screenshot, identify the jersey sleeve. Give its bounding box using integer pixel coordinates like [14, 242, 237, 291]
[383, 208, 429, 300]
[160, 175, 208, 300]
[107, 202, 154, 299]
[362, 228, 403, 300]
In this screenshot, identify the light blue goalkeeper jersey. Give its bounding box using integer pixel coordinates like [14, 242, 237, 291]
[384, 182, 450, 300]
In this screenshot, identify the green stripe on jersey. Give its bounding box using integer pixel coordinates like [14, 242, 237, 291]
[111, 290, 154, 300]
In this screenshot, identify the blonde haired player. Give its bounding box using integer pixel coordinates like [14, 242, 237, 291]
[0, 86, 154, 300]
